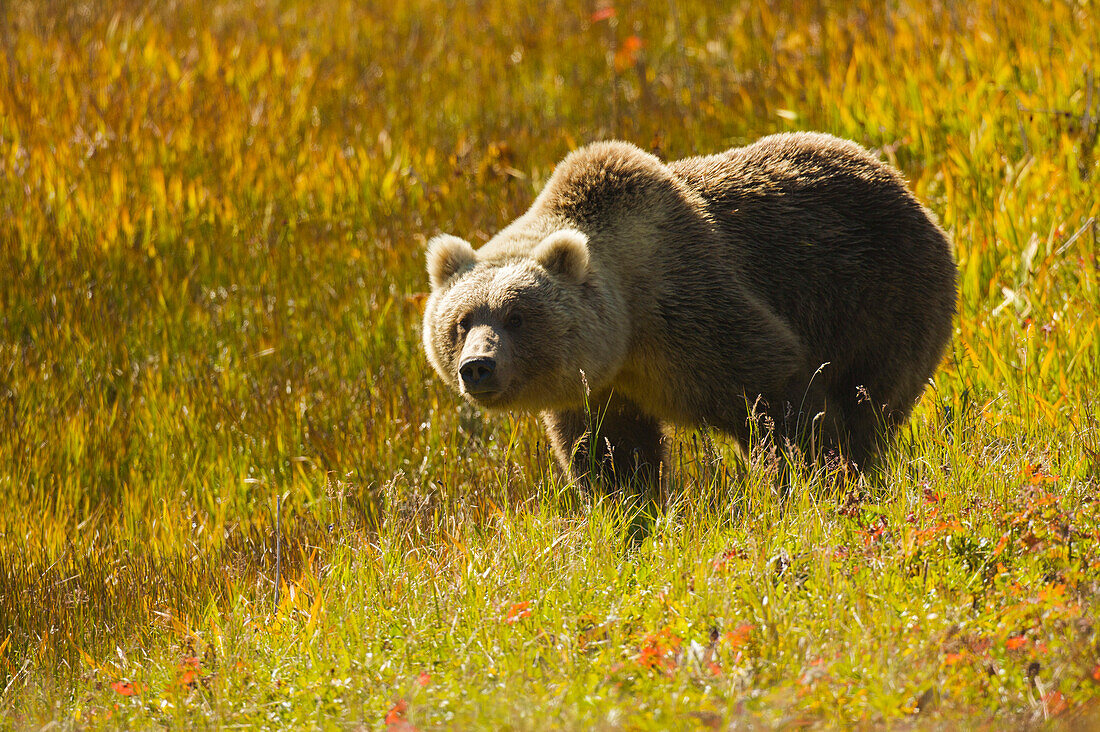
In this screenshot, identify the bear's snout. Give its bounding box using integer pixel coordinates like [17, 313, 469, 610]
[459, 357, 497, 393]
[458, 323, 507, 397]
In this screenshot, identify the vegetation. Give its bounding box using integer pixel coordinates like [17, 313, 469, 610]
[1, 0, 1098, 727]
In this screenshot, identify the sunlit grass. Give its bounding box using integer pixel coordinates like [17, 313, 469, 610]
[1, 0, 1099, 727]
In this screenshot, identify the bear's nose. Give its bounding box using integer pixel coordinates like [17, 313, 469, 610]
[459, 357, 496, 391]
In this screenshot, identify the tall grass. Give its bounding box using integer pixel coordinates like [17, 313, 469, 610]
[1, 0, 1098, 727]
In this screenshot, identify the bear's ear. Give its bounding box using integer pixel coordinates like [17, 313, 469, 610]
[426, 234, 477, 289]
[533, 229, 591, 283]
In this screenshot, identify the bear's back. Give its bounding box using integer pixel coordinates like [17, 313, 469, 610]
[668, 133, 956, 372]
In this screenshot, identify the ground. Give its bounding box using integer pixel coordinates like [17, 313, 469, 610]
[1, 0, 1099, 728]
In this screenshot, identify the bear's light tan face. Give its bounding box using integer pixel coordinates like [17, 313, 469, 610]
[424, 261, 585, 410]
[423, 228, 631, 412]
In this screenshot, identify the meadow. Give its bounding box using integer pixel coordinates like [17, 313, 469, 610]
[1, 0, 1099, 727]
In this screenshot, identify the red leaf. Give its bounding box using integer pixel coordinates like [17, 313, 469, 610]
[385, 699, 408, 725]
[111, 681, 142, 697]
[1006, 635, 1028, 650]
[614, 35, 644, 72]
[723, 623, 754, 648]
[505, 601, 532, 624]
[711, 547, 744, 571]
[1042, 690, 1068, 716]
[416, 671, 431, 687]
[591, 6, 616, 22]
[636, 628, 681, 673]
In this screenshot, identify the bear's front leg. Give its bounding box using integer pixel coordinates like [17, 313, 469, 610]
[542, 392, 666, 492]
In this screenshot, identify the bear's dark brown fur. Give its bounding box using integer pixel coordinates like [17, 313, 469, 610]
[423, 133, 957, 487]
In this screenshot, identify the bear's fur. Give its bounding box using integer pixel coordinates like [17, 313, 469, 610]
[422, 133, 957, 487]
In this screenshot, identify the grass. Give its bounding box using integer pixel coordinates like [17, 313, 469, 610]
[1, 0, 1099, 727]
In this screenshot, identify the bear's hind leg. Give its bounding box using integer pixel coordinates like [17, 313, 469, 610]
[828, 379, 914, 472]
[542, 392, 666, 493]
[771, 377, 882, 475]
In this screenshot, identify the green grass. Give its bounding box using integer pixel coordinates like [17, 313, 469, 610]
[1, 0, 1099, 727]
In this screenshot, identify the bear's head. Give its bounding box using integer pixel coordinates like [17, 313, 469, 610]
[422, 228, 627, 411]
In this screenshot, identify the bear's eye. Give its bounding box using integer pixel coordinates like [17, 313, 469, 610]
[457, 314, 471, 334]
[505, 312, 523, 329]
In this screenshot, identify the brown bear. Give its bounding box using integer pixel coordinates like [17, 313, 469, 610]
[422, 133, 957, 488]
